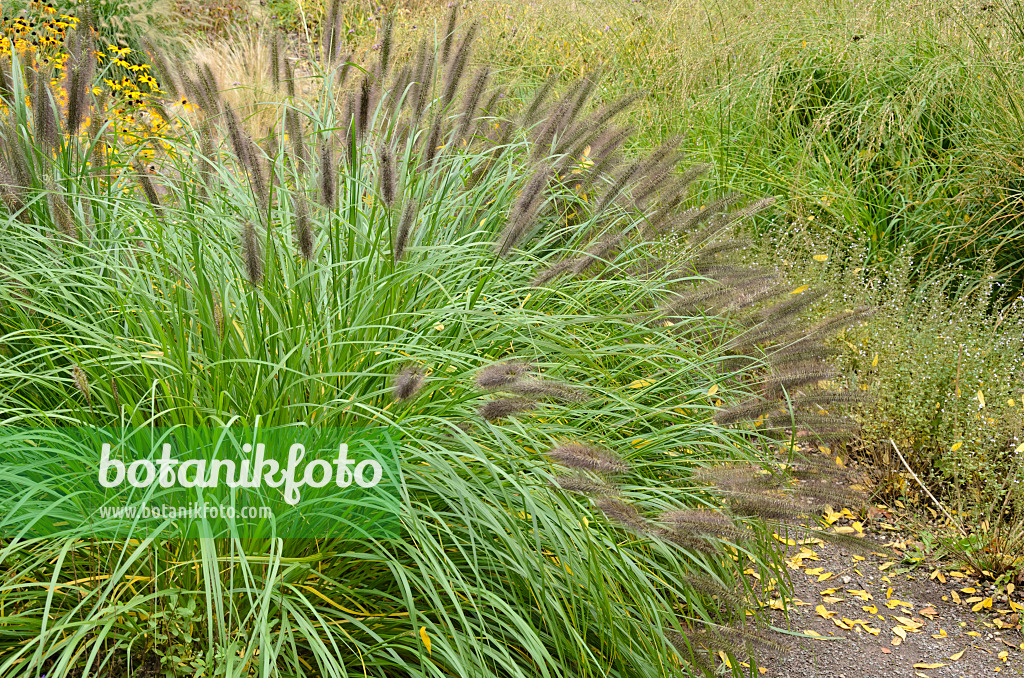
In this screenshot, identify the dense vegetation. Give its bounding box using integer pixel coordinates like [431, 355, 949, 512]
[0, 0, 1020, 675]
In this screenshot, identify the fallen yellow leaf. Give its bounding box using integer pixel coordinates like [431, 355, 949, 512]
[949, 648, 965, 660]
[419, 626, 431, 655]
[627, 379, 653, 389]
[914, 663, 948, 669]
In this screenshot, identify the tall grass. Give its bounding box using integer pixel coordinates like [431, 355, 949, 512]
[404, 0, 1024, 294]
[0, 15, 863, 675]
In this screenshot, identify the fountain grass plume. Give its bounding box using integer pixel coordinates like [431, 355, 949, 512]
[496, 166, 550, 257]
[223, 105, 269, 213]
[387, 64, 412, 120]
[440, 4, 459, 65]
[269, 32, 281, 91]
[477, 397, 537, 421]
[411, 41, 435, 122]
[292, 190, 314, 260]
[379, 143, 396, 207]
[548, 443, 629, 475]
[475, 360, 534, 389]
[283, 50, 296, 98]
[323, 0, 344, 65]
[46, 185, 77, 240]
[501, 379, 586, 402]
[593, 496, 647, 530]
[455, 67, 489, 144]
[64, 26, 94, 135]
[318, 140, 335, 208]
[659, 510, 750, 542]
[551, 475, 613, 496]
[379, 14, 394, 79]
[761, 367, 839, 398]
[714, 391, 871, 426]
[725, 493, 828, 521]
[240, 221, 263, 285]
[522, 75, 558, 128]
[134, 161, 161, 211]
[392, 366, 426, 402]
[286, 108, 306, 165]
[355, 75, 373, 144]
[393, 198, 418, 261]
[531, 79, 588, 161]
[33, 74, 58, 152]
[440, 21, 477, 108]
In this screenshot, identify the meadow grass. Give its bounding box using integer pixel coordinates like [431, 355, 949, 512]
[385, 0, 1024, 292]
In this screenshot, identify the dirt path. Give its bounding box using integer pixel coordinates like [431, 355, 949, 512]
[758, 520, 1023, 677]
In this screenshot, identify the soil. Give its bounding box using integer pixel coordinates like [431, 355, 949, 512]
[758, 526, 1024, 677]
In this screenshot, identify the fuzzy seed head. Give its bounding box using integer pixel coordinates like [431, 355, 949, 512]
[475, 360, 533, 389]
[392, 366, 426, 401]
[477, 397, 537, 421]
[548, 443, 629, 474]
[241, 221, 263, 286]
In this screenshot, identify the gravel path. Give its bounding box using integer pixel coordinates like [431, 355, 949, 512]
[758, 525, 1023, 677]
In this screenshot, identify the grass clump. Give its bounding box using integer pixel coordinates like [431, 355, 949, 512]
[0, 10, 879, 676]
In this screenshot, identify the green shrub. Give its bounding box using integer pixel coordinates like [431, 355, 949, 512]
[838, 260, 1024, 571]
[757, 229, 1024, 571]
